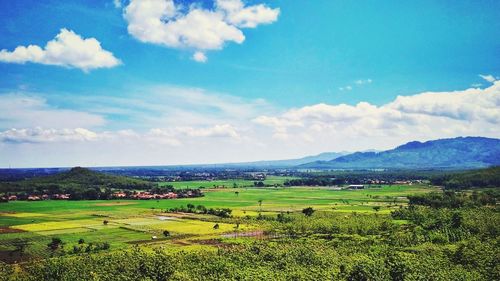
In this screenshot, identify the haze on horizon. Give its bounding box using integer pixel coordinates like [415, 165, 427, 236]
[0, 0, 499, 168]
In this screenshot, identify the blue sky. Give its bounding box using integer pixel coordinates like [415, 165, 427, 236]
[0, 0, 499, 167]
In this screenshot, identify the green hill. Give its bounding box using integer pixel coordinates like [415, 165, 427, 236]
[0, 167, 153, 198]
[26, 167, 150, 187]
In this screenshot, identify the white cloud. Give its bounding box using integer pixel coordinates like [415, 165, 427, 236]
[355, 79, 372, 85]
[339, 86, 352, 91]
[0, 29, 121, 72]
[388, 82, 500, 123]
[1, 81, 499, 167]
[0, 94, 105, 129]
[479, 74, 496, 83]
[124, 0, 279, 61]
[0, 128, 98, 144]
[216, 0, 280, 28]
[148, 124, 240, 140]
[0, 124, 240, 145]
[254, 81, 500, 147]
[192, 51, 207, 63]
[113, 0, 122, 8]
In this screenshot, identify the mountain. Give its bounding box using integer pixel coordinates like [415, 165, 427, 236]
[300, 137, 500, 169]
[223, 152, 349, 167]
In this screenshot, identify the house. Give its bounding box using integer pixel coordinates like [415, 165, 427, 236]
[166, 192, 177, 199]
[113, 192, 127, 198]
[52, 194, 70, 200]
[8, 195, 18, 201]
[28, 195, 41, 201]
[348, 185, 365, 190]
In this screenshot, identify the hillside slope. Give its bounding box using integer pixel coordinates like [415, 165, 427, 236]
[300, 137, 500, 169]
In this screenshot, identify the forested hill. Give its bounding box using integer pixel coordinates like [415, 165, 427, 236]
[0, 167, 152, 195]
[430, 166, 500, 189]
[300, 137, 500, 169]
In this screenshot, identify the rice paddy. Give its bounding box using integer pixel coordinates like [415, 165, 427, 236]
[0, 184, 436, 263]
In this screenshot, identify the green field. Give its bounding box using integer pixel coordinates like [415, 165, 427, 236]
[159, 175, 296, 189]
[0, 184, 435, 263]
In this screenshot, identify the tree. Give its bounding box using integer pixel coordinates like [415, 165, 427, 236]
[302, 207, 315, 217]
[213, 223, 220, 230]
[47, 237, 63, 251]
[103, 220, 109, 225]
[78, 238, 85, 244]
[451, 212, 462, 228]
[163, 230, 170, 237]
[373, 206, 381, 212]
[235, 191, 239, 197]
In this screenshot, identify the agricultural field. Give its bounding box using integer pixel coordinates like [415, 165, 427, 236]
[0, 184, 435, 263]
[158, 175, 296, 189]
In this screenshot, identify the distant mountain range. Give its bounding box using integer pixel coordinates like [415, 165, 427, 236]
[222, 152, 349, 167]
[299, 137, 500, 169]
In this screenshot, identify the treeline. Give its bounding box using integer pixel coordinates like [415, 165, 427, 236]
[167, 204, 232, 218]
[284, 177, 343, 186]
[407, 190, 498, 208]
[430, 166, 500, 189]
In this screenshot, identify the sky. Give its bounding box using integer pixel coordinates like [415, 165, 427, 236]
[0, 0, 499, 168]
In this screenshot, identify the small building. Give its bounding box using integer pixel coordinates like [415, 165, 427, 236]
[27, 195, 41, 201]
[113, 192, 127, 198]
[348, 185, 365, 190]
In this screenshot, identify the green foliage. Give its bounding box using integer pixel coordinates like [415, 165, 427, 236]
[408, 190, 498, 208]
[431, 166, 500, 189]
[302, 207, 315, 217]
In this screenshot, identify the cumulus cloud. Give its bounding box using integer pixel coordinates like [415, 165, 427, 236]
[1, 81, 499, 167]
[388, 82, 500, 123]
[0, 29, 121, 72]
[216, 0, 280, 28]
[254, 81, 500, 143]
[123, 0, 279, 61]
[479, 74, 496, 83]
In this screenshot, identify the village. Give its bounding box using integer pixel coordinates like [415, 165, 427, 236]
[0, 189, 203, 202]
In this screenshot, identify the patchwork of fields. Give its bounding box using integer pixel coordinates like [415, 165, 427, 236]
[0, 184, 436, 263]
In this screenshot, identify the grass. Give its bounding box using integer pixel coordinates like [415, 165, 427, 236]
[0, 184, 436, 262]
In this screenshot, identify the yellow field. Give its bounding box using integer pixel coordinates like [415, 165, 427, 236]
[12, 219, 104, 232]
